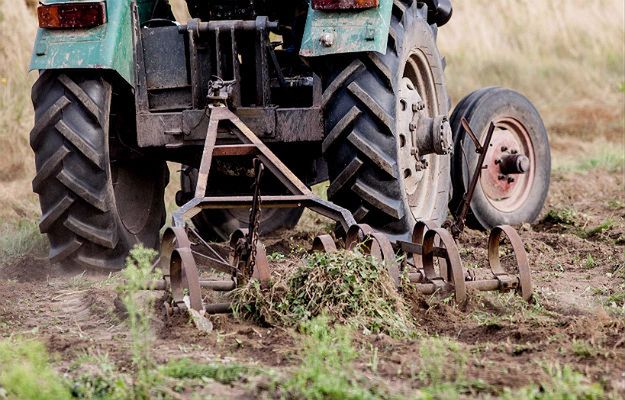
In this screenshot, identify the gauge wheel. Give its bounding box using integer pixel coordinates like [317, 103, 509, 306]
[449, 87, 551, 229]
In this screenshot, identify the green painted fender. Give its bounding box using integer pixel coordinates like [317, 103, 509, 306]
[299, 0, 393, 57]
[29, 0, 156, 86]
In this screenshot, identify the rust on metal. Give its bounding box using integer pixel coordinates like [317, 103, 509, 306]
[312, 235, 338, 252]
[488, 225, 533, 300]
[145, 111, 535, 320]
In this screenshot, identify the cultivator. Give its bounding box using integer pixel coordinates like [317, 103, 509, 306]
[147, 96, 533, 317]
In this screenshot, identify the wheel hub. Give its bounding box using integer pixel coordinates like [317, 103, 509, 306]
[397, 77, 452, 207]
[480, 121, 535, 212]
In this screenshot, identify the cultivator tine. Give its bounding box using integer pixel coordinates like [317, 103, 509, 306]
[487, 225, 533, 300]
[170, 248, 203, 311]
[312, 235, 337, 252]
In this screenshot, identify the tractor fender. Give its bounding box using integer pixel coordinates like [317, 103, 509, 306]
[29, 0, 157, 86]
[299, 0, 393, 57]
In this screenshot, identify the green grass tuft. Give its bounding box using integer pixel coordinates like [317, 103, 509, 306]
[0, 338, 71, 400]
[161, 359, 252, 384]
[583, 219, 615, 238]
[543, 208, 577, 226]
[283, 316, 378, 400]
[0, 219, 48, 262]
[116, 245, 162, 398]
[501, 363, 605, 399]
[69, 354, 130, 400]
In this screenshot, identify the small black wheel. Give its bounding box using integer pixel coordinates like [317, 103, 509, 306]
[179, 167, 303, 241]
[449, 87, 551, 229]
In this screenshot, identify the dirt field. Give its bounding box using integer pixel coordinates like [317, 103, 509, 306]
[0, 0, 624, 399]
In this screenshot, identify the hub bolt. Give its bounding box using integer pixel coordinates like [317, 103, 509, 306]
[501, 146, 508, 152]
[507, 177, 516, 183]
[498, 174, 506, 180]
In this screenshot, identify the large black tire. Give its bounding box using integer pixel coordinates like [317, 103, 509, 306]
[449, 87, 551, 229]
[30, 72, 168, 270]
[180, 167, 303, 241]
[317, 2, 451, 241]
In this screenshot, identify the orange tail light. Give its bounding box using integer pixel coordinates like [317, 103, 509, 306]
[37, 2, 106, 29]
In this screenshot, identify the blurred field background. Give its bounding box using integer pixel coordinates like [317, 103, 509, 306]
[0, 0, 623, 254]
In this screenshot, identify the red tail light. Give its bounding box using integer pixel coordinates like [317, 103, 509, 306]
[37, 2, 107, 29]
[312, 0, 379, 11]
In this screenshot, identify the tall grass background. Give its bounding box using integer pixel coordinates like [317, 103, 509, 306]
[0, 0, 623, 224]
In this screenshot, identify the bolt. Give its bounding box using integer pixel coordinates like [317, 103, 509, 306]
[417, 102, 425, 111]
[320, 33, 334, 47]
[501, 146, 508, 152]
[412, 103, 419, 112]
[409, 123, 417, 132]
[498, 174, 506, 180]
[495, 158, 502, 165]
[510, 149, 518, 154]
[507, 176, 516, 183]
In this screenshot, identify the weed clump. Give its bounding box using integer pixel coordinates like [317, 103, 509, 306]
[232, 249, 415, 337]
[161, 359, 252, 384]
[116, 245, 162, 398]
[283, 316, 377, 400]
[0, 338, 70, 400]
[501, 363, 605, 400]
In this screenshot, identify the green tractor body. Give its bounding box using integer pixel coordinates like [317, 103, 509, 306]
[28, 0, 550, 270]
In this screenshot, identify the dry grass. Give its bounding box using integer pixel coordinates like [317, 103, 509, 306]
[0, 0, 38, 222]
[439, 0, 625, 138]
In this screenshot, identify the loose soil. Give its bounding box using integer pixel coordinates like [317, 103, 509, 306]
[1, 142, 623, 398]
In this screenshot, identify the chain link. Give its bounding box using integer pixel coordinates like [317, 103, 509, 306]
[247, 160, 264, 278]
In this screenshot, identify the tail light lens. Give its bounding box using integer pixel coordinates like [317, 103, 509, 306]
[312, 0, 379, 10]
[37, 2, 107, 29]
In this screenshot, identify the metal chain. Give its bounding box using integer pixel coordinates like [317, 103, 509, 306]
[247, 159, 264, 278]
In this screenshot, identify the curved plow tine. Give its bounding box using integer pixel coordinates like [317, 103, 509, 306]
[369, 232, 401, 287]
[421, 228, 467, 304]
[486, 225, 533, 301]
[345, 223, 375, 250]
[170, 248, 204, 312]
[312, 234, 338, 252]
[410, 220, 440, 272]
[156, 226, 192, 277]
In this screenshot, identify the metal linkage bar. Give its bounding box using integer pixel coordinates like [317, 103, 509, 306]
[173, 106, 356, 231]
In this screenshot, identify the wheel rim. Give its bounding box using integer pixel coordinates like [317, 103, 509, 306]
[397, 49, 445, 220]
[479, 117, 536, 212]
[113, 161, 159, 235]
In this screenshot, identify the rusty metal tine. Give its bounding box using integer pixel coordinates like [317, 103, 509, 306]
[461, 117, 482, 153]
[488, 225, 533, 301]
[170, 248, 203, 311]
[453, 121, 497, 237]
[312, 235, 337, 252]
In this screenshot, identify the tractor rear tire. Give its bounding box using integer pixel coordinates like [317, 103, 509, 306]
[30, 71, 168, 271]
[317, 2, 451, 241]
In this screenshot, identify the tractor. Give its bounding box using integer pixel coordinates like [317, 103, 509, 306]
[29, 0, 550, 273]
